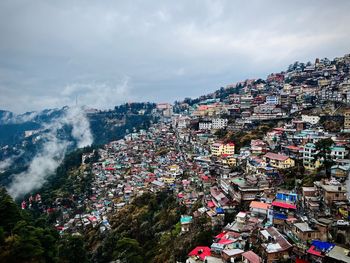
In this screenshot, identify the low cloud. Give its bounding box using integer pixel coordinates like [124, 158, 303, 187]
[6, 106, 93, 199]
[61, 78, 132, 111]
[0, 157, 14, 173]
[0, 150, 24, 173]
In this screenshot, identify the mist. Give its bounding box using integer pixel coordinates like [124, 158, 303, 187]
[0, 157, 14, 173]
[6, 106, 93, 199]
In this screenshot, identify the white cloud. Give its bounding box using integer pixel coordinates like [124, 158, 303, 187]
[6, 106, 93, 199]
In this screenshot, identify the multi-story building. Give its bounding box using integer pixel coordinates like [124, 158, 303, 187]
[211, 142, 235, 156]
[198, 121, 212, 130]
[301, 115, 320, 125]
[303, 143, 348, 170]
[265, 95, 280, 105]
[212, 118, 228, 129]
[343, 109, 350, 130]
[303, 143, 321, 170]
[263, 152, 295, 169]
[330, 146, 348, 159]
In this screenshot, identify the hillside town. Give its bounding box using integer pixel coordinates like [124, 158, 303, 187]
[20, 54, 350, 263]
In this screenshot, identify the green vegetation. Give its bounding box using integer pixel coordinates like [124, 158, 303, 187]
[90, 191, 213, 263]
[0, 188, 59, 263]
[0, 147, 98, 263]
[215, 123, 274, 151]
[315, 138, 335, 178]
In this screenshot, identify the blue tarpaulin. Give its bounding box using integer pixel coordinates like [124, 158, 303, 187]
[311, 240, 334, 252]
[216, 207, 224, 214]
[273, 212, 288, 220]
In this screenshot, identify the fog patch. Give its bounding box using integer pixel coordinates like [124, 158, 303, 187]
[7, 106, 93, 199]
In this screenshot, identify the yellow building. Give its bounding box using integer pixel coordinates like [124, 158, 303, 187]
[162, 177, 176, 184]
[221, 155, 237, 166]
[344, 109, 350, 130]
[303, 143, 321, 170]
[318, 79, 330, 87]
[264, 152, 295, 169]
[211, 142, 235, 156]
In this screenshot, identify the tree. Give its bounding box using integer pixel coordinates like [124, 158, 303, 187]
[0, 188, 22, 233]
[58, 235, 88, 263]
[315, 138, 334, 178]
[112, 238, 144, 263]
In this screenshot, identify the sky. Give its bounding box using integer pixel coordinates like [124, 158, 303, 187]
[0, 0, 350, 113]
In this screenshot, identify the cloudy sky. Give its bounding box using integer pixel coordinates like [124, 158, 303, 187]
[0, 0, 349, 113]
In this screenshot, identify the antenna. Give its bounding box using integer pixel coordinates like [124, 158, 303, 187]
[75, 95, 78, 106]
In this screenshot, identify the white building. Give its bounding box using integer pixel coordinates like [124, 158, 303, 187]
[199, 121, 212, 130]
[330, 146, 348, 159]
[212, 118, 228, 129]
[301, 115, 320, 125]
[265, 95, 280, 105]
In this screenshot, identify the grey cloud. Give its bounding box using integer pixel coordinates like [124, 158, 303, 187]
[0, 0, 350, 112]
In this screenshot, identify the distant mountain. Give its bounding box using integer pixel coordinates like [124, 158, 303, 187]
[0, 103, 157, 188]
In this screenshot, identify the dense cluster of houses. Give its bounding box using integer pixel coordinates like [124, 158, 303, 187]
[20, 54, 350, 262]
[161, 55, 350, 263]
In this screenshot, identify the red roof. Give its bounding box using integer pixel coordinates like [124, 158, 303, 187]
[307, 245, 324, 257]
[207, 201, 215, 208]
[250, 201, 270, 210]
[272, 201, 296, 210]
[218, 238, 234, 245]
[201, 175, 210, 181]
[264, 152, 289, 161]
[286, 145, 302, 151]
[215, 232, 226, 239]
[188, 246, 211, 260]
[242, 251, 262, 263]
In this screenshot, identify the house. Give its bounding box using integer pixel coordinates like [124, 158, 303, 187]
[210, 187, 232, 210]
[263, 152, 295, 169]
[331, 146, 348, 160]
[302, 115, 320, 125]
[260, 227, 293, 263]
[249, 201, 271, 217]
[303, 143, 321, 170]
[318, 182, 348, 205]
[291, 222, 321, 243]
[180, 215, 193, 232]
[187, 246, 211, 262]
[241, 251, 262, 263]
[307, 240, 335, 263]
[199, 121, 212, 130]
[221, 249, 244, 262]
[212, 118, 228, 129]
[331, 164, 350, 180]
[326, 245, 350, 263]
[251, 139, 268, 155]
[220, 154, 237, 167]
[211, 142, 235, 156]
[265, 95, 280, 105]
[343, 109, 350, 130]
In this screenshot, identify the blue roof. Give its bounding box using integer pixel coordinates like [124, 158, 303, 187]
[311, 240, 334, 252]
[180, 216, 193, 224]
[216, 207, 225, 214]
[273, 213, 288, 220]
